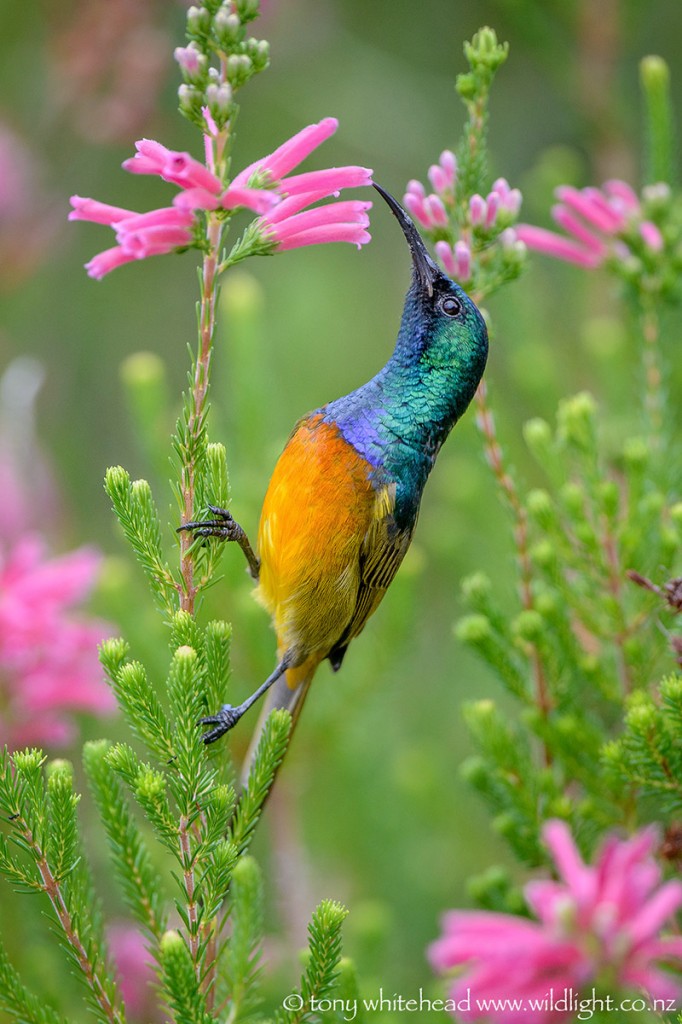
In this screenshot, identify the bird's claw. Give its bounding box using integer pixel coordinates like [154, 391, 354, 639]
[198, 703, 243, 744]
[179, 506, 243, 543]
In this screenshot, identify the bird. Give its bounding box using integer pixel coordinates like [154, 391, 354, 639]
[181, 183, 489, 749]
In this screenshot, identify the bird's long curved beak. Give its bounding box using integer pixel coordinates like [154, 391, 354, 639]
[372, 182, 440, 296]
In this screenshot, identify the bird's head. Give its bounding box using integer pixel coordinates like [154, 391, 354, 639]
[373, 183, 488, 416]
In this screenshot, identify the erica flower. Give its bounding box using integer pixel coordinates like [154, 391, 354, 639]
[0, 535, 114, 748]
[404, 160, 524, 288]
[516, 179, 667, 269]
[430, 820, 682, 1023]
[70, 117, 372, 278]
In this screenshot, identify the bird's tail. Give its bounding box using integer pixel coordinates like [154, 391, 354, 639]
[239, 655, 321, 789]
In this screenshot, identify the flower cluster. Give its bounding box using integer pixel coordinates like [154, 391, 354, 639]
[430, 820, 682, 1023]
[403, 152, 525, 290]
[70, 117, 372, 279]
[0, 535, 114, 748]
[516, 179, 667, 269]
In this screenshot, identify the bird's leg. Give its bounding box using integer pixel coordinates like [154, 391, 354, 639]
[198, 658, 289, 744]
[178, 505, 260, 580]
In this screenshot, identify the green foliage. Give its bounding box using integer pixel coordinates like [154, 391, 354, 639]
[0, 938, 68, 1024]
[455, 27, 508, 199]
[604, 675, 682, 812]
[222, 856, 264, 1022]
[275, 901, 349, 1024]
[104, 466, 177, 617]
[83, 740, 167, 938]
[0, 750, 124, 1024]
[640, 55, 677, 186]
[457, 383, 681, 862]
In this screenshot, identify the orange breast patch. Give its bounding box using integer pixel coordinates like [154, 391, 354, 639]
[256, 415, 378, 663]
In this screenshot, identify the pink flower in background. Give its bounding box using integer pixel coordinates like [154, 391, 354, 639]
[108, 923, 157, 1021]
[0, 357, 114, 749]
[70, 117, 373, 277]
[430, 820, 682, 1023]
[516, 180, 666, 268]
[0, 535, 114, 748]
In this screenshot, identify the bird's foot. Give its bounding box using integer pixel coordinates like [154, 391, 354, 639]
[178, 506, 260, 580]
[179, 505, 242, 542]
[198, 703, 244, 744]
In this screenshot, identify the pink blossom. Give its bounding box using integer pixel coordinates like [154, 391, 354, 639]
[232, 117, 339, 187]
[260, 200, 371, 252]
[403, 181, 431, 228]
[515, 224, 602, 268]
[469, 194, 487, 227]
[430, 821, 682, 1023]
[492, 178, 523, 216]
[604, 179, 641, 215]
[174, 43, 204, 78]
[640, 220, 664, 252]
[69, 196, 137, 226]
[435, 240, 457, 277]
[108, 923, 157, 1021]
[517, 178, 665, 270]
[423, 194, 448, 227]
[85, 246, 137, 280]
[484, 191, 499, 230]
[236, 119, 373, 251]
[72, 117, 372, 275]
[454, 240, 472, 281]
[0, 535, 115, 748]
[123, 139, 223, 195]
[428, 150, 457, 196]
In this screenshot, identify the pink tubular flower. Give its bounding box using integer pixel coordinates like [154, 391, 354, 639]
[517, 178, 667, 270]
[435, 240, 457, 278]
[261, 200, 371, 252]
[515, 224, 603, 268]
[0, 535, 115, 748]
[71, 117, 372, 276]
[430, 820, 682, 1023]
[428, 150, 457, 196]
[235, 118, 373, 253]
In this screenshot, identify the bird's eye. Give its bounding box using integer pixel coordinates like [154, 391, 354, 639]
[439, 295, 462, 317]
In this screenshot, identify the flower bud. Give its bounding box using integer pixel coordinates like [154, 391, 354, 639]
[213, 9, 242, 48]
[236, 0, 260, 20]
[523, 417, 552, 456]
[186, 5, 211, 37]
[174, 43, 207, 82]
[512, 609, 544, 642]
[557, 391, 597, 452]
[461, 572, 492, 603]
[526, 489, 555, 529]
[248, 38, 270, 72]
[226, 53, 252, 87]
[178, 83, 203, 119]
[206, 82, 234, 121]
[455, 614, 492, 645]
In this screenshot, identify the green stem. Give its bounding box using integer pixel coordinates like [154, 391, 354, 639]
[179, 213, 223, 614]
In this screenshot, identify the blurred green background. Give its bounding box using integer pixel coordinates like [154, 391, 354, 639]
[1, 0, 682, 1017]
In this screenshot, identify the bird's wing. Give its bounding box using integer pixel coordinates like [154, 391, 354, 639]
[330, 483, 413, 663]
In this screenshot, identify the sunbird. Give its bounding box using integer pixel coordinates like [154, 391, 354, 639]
[182, 184, 488, 744]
